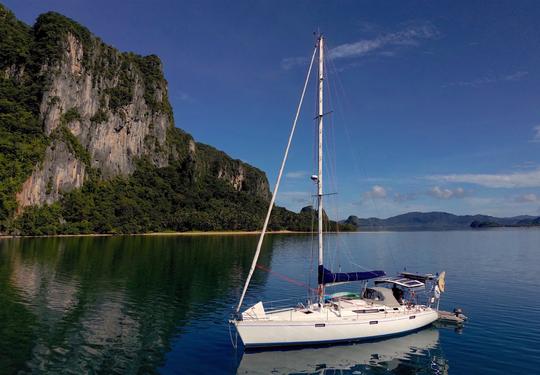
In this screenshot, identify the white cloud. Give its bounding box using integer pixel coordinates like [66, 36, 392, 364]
[427, 169, 540, 188]
[281, 56, 308, 70]
[428, 186, 467, 199]
[445, 70, 528, 88]
[281, 23, 438, 69]
[328, 39, 385, 60]
[172, 90, 194, 102]
[505, 71, 529, 81]
[286, 171, 309, 179]
[328, 23, 438, 60]
[532, 126, 540, 143]
[363, 185, 387, 199]
[514, 193, 539, 203]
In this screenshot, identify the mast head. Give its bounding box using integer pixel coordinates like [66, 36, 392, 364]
[314, 31, 323, 46]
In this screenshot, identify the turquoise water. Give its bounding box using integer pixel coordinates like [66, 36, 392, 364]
[1, 229, 539, 374]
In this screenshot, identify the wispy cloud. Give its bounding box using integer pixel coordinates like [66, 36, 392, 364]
[514, 193, 539, 203]
[286, 170, 309, 179]
[363, 185, 387, 199]
[427, 169, 540, 188]
[281, 22, 438, 69]
[393, 192, 417, 203]
[427, 186, 468, 199]
[513, 161, 537, 170]
[532, 126, 540, 143]
[281, 56, 310, 70]
[505, 71, 529, 81]
[172, 90, 194, 102]
[329, 24, 438, 60]
[445, 70, 528, 88]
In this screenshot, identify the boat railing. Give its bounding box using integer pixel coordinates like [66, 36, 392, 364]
[240, 297, 309, 316]
[264, 297, 307, 313]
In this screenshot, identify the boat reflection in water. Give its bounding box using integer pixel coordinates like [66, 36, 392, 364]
[236, 328, 448, 374]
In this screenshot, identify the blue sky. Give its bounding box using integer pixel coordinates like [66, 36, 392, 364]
[5, 0, 540, 218]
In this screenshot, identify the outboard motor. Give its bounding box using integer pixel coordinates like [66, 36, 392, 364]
[453, 307, 467, 320]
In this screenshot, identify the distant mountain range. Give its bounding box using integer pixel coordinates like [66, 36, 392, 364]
[342, 212, 540, 230]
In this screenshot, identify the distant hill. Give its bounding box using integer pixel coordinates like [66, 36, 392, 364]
[342, 211, 540, 230]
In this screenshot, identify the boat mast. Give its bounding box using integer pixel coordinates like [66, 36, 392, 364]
[235, 45, 318, 314]
[317, 35, 325, 306]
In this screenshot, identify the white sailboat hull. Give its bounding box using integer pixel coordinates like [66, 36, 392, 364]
[237, 328, 441, 374]
[234, 307, 438, 348]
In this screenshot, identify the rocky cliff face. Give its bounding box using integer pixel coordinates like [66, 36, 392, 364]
[16, 140, 86, 209]
[40, 33, 170, 175]
[194, 143, 270, 200]
[4, 9, 269, 213]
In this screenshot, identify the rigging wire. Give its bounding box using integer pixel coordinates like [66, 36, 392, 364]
[324, 43, 357, 272]
[256, 264, 317, 292]
[323, 38, 400, 273]
[236, 45, 318, 313]
[322, 47, 338, 274]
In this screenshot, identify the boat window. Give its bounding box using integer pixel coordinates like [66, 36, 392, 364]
[409, 315, 416, 319]
[369, 320, 378, 325]
[363, 288, 384, 301]
[353, 309, 379, 314]
[315, 323, 325, 327]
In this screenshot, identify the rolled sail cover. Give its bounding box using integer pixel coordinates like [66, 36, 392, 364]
[318, 266, 385, 285]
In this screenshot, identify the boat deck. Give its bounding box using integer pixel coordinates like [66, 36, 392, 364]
[254, 298, 432, 323]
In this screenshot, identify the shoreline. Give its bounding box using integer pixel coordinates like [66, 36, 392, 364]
[1, 226, 538, 240]
[0, 230, 313, 239]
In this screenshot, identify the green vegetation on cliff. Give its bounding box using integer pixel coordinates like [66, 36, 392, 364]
[0, 5, 48, 229]
[14, 148, 351, 235]
[0, 4, 354, 235]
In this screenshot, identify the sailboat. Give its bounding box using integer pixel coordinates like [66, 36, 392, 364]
[230, 35, 445, 349]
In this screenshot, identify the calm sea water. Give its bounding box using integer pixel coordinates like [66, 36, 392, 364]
[1, 229, 539, 374]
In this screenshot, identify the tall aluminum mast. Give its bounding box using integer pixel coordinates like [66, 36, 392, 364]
[235, 46, 318, 314]
[317, 35, 325, 306]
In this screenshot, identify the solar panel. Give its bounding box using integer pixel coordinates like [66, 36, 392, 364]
[374, 276, 425, 289]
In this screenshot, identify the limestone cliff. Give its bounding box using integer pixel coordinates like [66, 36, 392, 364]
[16, 140, 86, 208]
[1, 7, 269, 216]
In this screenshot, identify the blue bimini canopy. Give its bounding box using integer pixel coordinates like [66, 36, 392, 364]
[318, 266, 385, 285]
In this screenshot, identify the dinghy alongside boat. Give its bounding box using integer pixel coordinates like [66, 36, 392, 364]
[437, 308, 467, 326]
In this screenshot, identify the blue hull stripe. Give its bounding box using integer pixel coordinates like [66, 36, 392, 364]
[243, 324, 432, 350]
